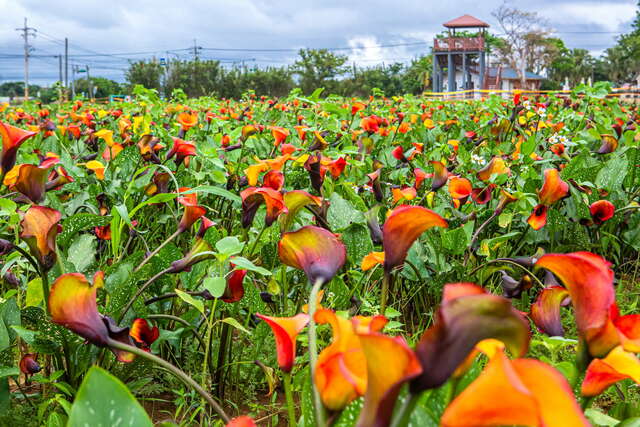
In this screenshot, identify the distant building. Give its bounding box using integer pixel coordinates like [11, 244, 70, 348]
[432, 15, 545, 93]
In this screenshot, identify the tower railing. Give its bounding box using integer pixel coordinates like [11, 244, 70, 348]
[433, 37, 485, 52]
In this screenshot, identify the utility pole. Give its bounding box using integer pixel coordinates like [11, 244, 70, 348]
[71, 64, 77, 98]
[192, 39, 201, 60]
[15, 17, 37, 102]
[58, 55, 62, 84]
[64, 37, 69, 95]
[86, 65, 92, 100]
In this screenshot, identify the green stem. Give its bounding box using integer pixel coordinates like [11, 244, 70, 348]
[581, 395, 594, 411]
[134, 229, 182, 273]
[380, 271, 393, 315]
[117, 267, 173, 323]
[391, 392, 421, 427]
[107, 338, 230, 423]
[308, 278, 327, 427]
[246, 223, 267, 258]
[283, 371, 297, 427]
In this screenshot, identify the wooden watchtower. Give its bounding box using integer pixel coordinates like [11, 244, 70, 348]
[432, 14, 489, 93]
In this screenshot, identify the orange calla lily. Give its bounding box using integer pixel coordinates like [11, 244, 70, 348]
[538, 168, 569, 206]
[263, 170, 284, 191]
[391, 186, 417, 204]
[441, 348, 589, 427]
[476, 157, 510, 182]
[361, 251, 384, 271]
[430, 160, 448, 191]
[582, 345, 640, 396]
[49, 272, 135, 362]
[166, 137, 196, 167]
[535, 252, 618, 357]
[527, 204, 548, 230]
[240, 186, 287, 228]
[20, 206, 62, 271]
[355, 330, 422, 427]
[530, 286, 571, 337]
[130, 318, 159, 351]
[590, 200, 615, 225]
[256, 313, 309, 372]
[93, 129, 114, 147]
[448, 176, 472, 200]
[412, 283, 530, 392]
[314, 309, 387, 410]
[177, 111, 198, 131]
[278, 225, 346, 285]
[177, 187, 207, 232]
[279, 190, 322, 232]
[14, 163, 50, 203]
[269, 126, 290, 146]
[86, 160, 106, 180]
[382, 205, 447, 272]
[226, 416, 256, 427]
[0, 121, 37, 173]
[597, 134, 618, 154]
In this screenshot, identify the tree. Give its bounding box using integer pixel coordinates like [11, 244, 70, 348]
[73, 77, 123, 99]
[125, 60, 164, 92]
[0, 82, 40, 100]
[164, 60, 224, 98]
[492, 3, 551, 86]
[292, 49, 349, 95]
[548, 46, 596, 87]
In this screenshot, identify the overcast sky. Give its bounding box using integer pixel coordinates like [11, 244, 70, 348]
[0, 0, 636, 85]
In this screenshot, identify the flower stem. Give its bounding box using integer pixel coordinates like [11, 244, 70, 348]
[380, 271, 393, 315]
[308, 278, 327, 427]
[117, 267, 173, 323]
[134, 229, 182, 273]
[283, 371, 297, 427]
[391, 392, 421, 427]
[107, 338, 230, 423]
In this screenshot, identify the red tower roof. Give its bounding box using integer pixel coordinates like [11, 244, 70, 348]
[443, 14, 490, 28]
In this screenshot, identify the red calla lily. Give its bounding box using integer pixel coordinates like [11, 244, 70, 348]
[256, 313, 309, 373]
[589, 200, 615, 225]
[240, 186, 287, 228]
[130, 318, 160, 351]
[20, 206, 62, 271]
[0, 121, 37, 173]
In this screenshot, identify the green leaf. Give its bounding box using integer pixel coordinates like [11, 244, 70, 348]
[441, 226, 469, 255]
[26, 278, 44, 307]
[57, 213, 111, 247]
[220, 317, 251, 335]
[0, 319, 9, 352]
[327, 192, 365, 230]
[229, 256, 272, 275]
[68, 234, 97, 273]
[202, 277, 226, 298]
[595, 154, 628, 191]
[175, 288, 204, 314]
[68, 366, 152, 427]
[521, 134, 536, 156]
[129, 193, 178, 217]
[215, 236, 244, 256]
[186, 186, 241, 203]
[11, 326, 37, 345]
[585, 408, 619, 427]
[0, 367, 19, 379]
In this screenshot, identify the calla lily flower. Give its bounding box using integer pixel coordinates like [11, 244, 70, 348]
[527, 204, 548, 230]
[530, 286, 571, 337]
[263, 170, 284, 191]
[226, 416, 257, 427]
[86, 160, 105, 180]
[269, 126, 289, 146]
[20, 206, 62, 271]
[582, 345, 640, 396]
[590, 200, 615, 225]
[166, 137, 196, 167]
[471, 184, 495, 205]
[476, 157, 510, 182]
[448, 177, 472, 200]
[177, 188, 207, 232]
[413, 168, 427, 190]
[538, 168, 569, 206]
[0, 121, 37, 174]
[93, 129, 114, 147]
[221, 268, 247, 303]
[14, 163, 50, 203]
[391, 186, 416, 204]
[177, 112, 198, 131]
[240, 187, 287, 228]
[441, 348, 589, 427]
[130, 318, 159, 351]
[367, 169, 384, 202]
[278, 225, 346, 285]
[49, 272, 135, 362]
[411, 283, 530, 392]
[382, 205, 447, 272]
[169, 218, 216, 273]
[304, 153, 324, 193]
[256, 313, 309, 373]
[597, 134, 618, 154]
[535, 252, 618, 357]
[279, 190, 322, 232]
[355, 329, 422, 427]
[361, 251, 385, 271]
[314, 309, 387, 410]
[430, 160, 448, 191]
[19, 353, 41, 376]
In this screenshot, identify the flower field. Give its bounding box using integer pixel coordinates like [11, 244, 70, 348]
[0, 83, 639, 426]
